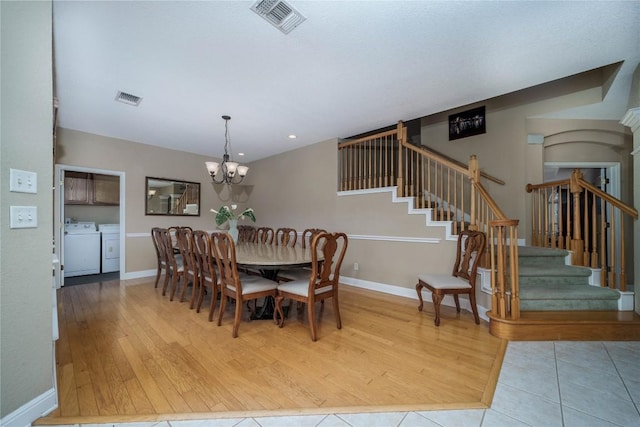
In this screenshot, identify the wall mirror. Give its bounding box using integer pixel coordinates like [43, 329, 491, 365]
[145, 177, 201, 216]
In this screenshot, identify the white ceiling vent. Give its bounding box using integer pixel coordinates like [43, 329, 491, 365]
[251, 0, 306, 34]
[115, 91, 142, 106]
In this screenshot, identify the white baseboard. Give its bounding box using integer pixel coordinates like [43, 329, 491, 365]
[0, 387, 57, 427]
[341, 276, 490, 322]
[123, 269, 156, 280]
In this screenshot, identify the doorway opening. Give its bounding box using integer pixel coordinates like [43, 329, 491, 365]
[54, 164, 125, 288]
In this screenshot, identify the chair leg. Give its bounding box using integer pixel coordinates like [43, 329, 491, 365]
[208, 285, 218, 322]
[453, 294, 461, 312]
[469, 291, 480, 324]
[189, 275, 199, 309]
[431, 292, 443, 326]
[169, 273, 180, 301]
[217, 292, 226, 326]
[232, 296, 243, 338]
[196, 278, 205, 313]
[416, 282, 425, 311]
[307, 300, 318, 341]
[274, 295, 285, 327]
[154, 264, 162, 288]
[161, 267, 171, 296]
[332, 294, 342, 330]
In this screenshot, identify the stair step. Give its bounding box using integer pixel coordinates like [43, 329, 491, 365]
[520, 285, 620, 311]
[519, 265, 592, 287]
[516, 246, 569, 267]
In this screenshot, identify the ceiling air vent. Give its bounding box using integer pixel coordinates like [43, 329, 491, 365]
[115, 91, 142, 106]
[251, 0, 306, 34]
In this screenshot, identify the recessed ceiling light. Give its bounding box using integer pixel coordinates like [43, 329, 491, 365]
[288, 134, 297, 139]
[238, 152, 245, 156]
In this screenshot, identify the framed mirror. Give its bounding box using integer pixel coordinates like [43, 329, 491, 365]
[145, 177, 201, 216]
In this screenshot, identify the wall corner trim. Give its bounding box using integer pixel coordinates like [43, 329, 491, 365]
[0, 387, 57, 427]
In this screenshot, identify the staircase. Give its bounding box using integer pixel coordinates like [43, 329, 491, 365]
[518, 246, 620, 311]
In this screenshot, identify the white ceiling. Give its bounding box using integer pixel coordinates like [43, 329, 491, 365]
[53, 1, 640, 163]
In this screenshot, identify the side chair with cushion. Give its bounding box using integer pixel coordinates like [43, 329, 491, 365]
[211, 232, 279, 338]
[160, 227, 185, 299]
[151, 227, 167, 288]
[415, 229, 486, 326]
[192, 230, 221, 321]
[237, 225, 256, 243]
[254, 227, 275, 244]
[175, 227, 199, 307]
[277, 228, 326, 283]
[275, 227, 297, 247]
[274, 231, 348, 341]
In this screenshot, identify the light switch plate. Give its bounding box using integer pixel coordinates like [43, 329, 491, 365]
[10, 169, 37, 193]
[10, 206, 38, 228]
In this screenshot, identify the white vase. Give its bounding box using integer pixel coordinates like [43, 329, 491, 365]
[227, 219, 238, 243]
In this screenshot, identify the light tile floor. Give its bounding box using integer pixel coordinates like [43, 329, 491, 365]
[49, 341, 640, 427]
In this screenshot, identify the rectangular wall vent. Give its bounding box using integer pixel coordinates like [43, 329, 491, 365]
[251, 0, 306, 34]
[115, 91, 142, 106]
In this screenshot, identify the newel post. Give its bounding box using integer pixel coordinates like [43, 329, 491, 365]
[570, 169, 584, 266]
[396, 120, 404, 197]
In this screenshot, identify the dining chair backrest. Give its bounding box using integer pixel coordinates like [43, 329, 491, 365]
[254, 227, 274, 244]
[210, 232, 241, 292]
[237, 225, 256, 243]
[301, 228, 327, 248]
[151, 227, 168, 288]
[310, 231, 348, 289]
[275, 227, 297, 247]
[175, 227, 197, 275]
[192, 230, 215, 283]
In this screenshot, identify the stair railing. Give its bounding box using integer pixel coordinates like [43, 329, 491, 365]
[338, 120, 523, 320]
[175, 184, 199, 215]
[526, 169, 638, 291]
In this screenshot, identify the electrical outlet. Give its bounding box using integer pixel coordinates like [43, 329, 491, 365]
[10, 206, 38, 228]
[10, 169, 37, 194]
[353, 262, 359, 271]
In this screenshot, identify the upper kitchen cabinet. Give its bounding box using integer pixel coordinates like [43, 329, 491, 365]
[64, 172, 119, 205]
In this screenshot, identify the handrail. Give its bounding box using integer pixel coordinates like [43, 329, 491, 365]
[578, 178, 638, 219]
[420, 144, 505, 185]
[337, 120, 522, 323]
[525, 168, 637, 291]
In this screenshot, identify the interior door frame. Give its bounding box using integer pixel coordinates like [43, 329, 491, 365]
[54, 164, 126, 287]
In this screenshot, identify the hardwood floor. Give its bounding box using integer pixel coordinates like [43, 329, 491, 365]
[38, 277, 505, 425]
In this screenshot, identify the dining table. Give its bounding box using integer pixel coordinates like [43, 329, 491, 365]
[233, 241, 323, 319]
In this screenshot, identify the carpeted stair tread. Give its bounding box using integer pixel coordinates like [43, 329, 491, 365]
[520, 284, 620, 311]
[519, 265, 591, 277]
[518, 246, 570, 258]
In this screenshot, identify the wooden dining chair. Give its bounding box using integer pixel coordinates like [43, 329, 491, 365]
[175, 227, 199, 307]
[254, 227, 275, 244]
[151, 227, 167, 288]
[277, 228, 326, 282]
[416, 229, 486, 326]
[274, 232, 348, 341]
[192, 230, 221, 320]
[160, 227, 185, 298]
[237, 225, 256, 243]
[300, 228, 326, 248]
[275, 227, 297, 247]
[211, 232, 279, 338]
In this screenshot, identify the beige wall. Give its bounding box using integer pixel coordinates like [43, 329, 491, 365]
[0, 0, 55, 419]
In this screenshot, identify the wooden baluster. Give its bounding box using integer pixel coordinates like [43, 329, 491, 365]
[453, 171, 459, 234]
[600, 198, 607, 287]
[620, 213, 626, 291]
[544, 187, 550, 247]
[426, 157, 432, 207]
[558, 185, 564, 249]
[583, 189, 590, 266]
[446, 167, 451, 222]
[537, 188, 543, 246]
[570, 170, 584, 266]
[460, 174, 465, 232]
[396, 121, 404, 197]
[590, 192, 598, 268]
[608, 204, 615, 289]
[508, 223, 520, 320]
[565, 184, 572, 250]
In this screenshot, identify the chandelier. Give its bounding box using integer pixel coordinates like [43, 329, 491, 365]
[205, 115, 249, 185]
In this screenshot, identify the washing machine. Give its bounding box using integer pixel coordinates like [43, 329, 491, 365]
[99, 223, 120, 273]
[64, 222, 100, 277]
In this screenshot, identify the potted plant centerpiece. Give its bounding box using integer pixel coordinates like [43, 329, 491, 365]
[211, 204, 256, 242]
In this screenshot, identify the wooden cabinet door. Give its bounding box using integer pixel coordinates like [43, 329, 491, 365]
[93, 174, 120, 205]
[64, 171, 92, 204]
